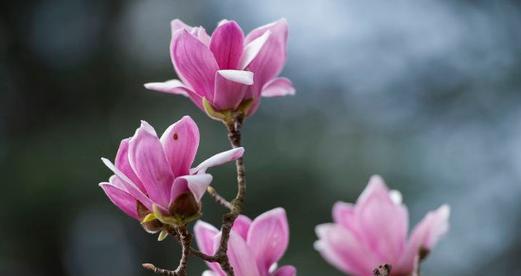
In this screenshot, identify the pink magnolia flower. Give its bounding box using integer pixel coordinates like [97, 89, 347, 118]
[145, 18, 295, 117]
[194, 208, 296, 276]
[315, 176, 450, 276]
[99, 116, 244, 228]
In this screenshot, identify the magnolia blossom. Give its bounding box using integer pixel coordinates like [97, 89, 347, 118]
[99, 116, 244, 228]
[194, 208, 296, 276]
[315, 176, 450, 276]
[145, 18, 295, 116]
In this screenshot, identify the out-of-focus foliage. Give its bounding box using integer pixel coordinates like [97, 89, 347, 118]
[1, 0, 520, 275]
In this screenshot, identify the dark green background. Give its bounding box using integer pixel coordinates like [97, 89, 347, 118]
[2, 0, 521, 275]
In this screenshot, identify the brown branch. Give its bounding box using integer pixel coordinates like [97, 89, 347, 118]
[174, 226, 191, 275]
[190, 116, 246, 275]
[190, 247, 219, 262]
[211, 117, 246, 275]
[143, 263, 177, 276]
[144, 226, 191, 276]
[207, 186, 233, 210]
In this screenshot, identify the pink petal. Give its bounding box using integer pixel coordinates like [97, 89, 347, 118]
[194, 220, 220, 255]
[115, 138, 146, 193]
[415, 204, 450, 249]
[332, 201, 356, 230]
[261, 77, 295, 97]
[101, 158, 153, 210]
[314, 223, 377, 276]
[194, 221, 225, 275]
[399, 205, 450, 272]
[232, 215, 252, 241]
[209, 20, 244, 69]
[354, 177, 408, 264]
[144, 79, 190, 96]
[171, 174, 212, 204]
[160, 116, 200, 177]
[171, 19, 210, 45]
[171, 29, 219, 100]
[247, 208, 289, 271]
[169, 176, 189, 206]
[128, 121, 174, 209]
[144, 80, 205, 110]
[213, 70, 253, 110]
[191, 147, 244, 174]
[243, 19, 288, 100]
[215, 231, 260, 276]
[239, 30, 271, 72]
[99, 182, 139, 220]
[139, 120, 157, 136]
[171, 19, 192, 37]
[145, 80, 204, 110]
[356, 175, 394, 207]
[273, 265, 297, 276]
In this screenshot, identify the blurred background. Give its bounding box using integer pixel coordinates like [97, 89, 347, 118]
[2, 0, 521, 275]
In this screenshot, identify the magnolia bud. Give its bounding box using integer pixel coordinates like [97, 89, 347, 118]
[169, 192, 201, 221]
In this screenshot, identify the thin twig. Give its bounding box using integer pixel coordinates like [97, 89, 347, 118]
[196, 117, 246, 276]
[142, 263, 177, 276]
[207, 186, 233, 210]
[144, 226, 192, 276]
[190, 247, 219, 262]
[174, 226, 191, 276]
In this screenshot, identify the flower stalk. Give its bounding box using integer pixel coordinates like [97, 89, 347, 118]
[209, 116, 247, 275]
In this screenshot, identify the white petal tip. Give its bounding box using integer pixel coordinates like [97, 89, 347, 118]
[217, 70, 254, 85]
[389, 190, 403, 205]
[439, 204, 451, 217]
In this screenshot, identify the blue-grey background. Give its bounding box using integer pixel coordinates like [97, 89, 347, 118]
[2, 0, 521, 275]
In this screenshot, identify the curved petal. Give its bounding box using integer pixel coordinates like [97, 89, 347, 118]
[332, 201, 356, 231]
[213, 70, 253, 110]
[101, 158, 153, 210]
[247, 208, 289, 272]
[210, 20, 244, 69]
[128, 121, 174, 208]
[99, 182, 139, 220]
[239, 30, 271, 72]
[171, 174, 213, 204]
[314, 223, 377, 275]
[356, 175, 393, 206]
[171, 29, 219, 99]
[194, 220, 220, 254]
[191, 147, 244, 174]
[273, 265, 297, 276]
[144, 80, 205, 110]
[215, 231, 260, 276]
[171, 19, 192, 36]
[191, 27, 211, 46]
[261, 77, 295, 97]
[232, 215, 252, 241]
[355, 178, 408, 264]
[144, 79, 190, 96]
[115, 138, 146, 193]
[170, 176, 189, 206]
[194, 221, 226, 275]
[160, 116, 200, 177]
[144, 80, 204, 110]
[243, 19, 288, 100]
[171, 19, 210, 45]
[399, 205, 450, 272]
[413, 204, 450, 249]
